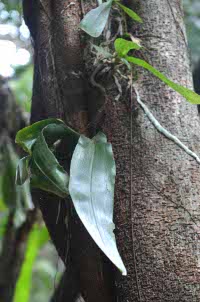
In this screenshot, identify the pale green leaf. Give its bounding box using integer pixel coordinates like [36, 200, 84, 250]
[116, 2, 142, 23]
[114, 38, 141, 57]
[69, 132, 127, 275]
[79, 0, 113, 37]
[126, 56, 200, 104]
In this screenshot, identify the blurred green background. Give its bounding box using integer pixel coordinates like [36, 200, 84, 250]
[0, 0, 200, 301]
[0, 1, 64, 302]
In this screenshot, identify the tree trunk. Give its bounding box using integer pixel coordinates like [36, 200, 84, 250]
[24, 0, 200, 301]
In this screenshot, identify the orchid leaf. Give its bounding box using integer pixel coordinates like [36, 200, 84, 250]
[69, 132, 127, 275]
[79, 0, 113, 37]
[126, 56, 200, 104]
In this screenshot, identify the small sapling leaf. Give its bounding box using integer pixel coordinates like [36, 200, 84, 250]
[116, 2, 142, 23]
[115, 38, 141, 57]
[126, 56, 200, 104]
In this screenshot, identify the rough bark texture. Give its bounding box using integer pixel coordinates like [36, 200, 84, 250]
[23, 0, 114, 301]
[101, 0, 200, 301]
[24, 0, 200, 301]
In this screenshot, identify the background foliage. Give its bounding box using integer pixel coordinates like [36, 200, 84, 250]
[0, 1, 63, 302]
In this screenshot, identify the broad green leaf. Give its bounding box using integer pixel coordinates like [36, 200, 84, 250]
[114, 38, 141, 57]
[79, 0, 113, 37]
[16, 120, 80, 197]
[32, 130, 69, 198]
[15, 118, 64, 154]
[126, 56, 200, 104]
[69, 132, 127, 275]
[14, 225, 49, 302]
[116, 2, 142, 23]
[16, 156, 30, 185]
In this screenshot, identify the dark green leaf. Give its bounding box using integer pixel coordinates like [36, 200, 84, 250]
[42, 123, 80, 156]
[126, 56, 200, 104]
[15, 119, 64, 154]
[116, 2, 142, 23]
[16, 119, 80, 197]
[115, 38, 141, 57]
[79, 0, 113, 37]
[29, 160, 67, 198]
[32, 130, 69, 198]
[69, 132, 127, 275]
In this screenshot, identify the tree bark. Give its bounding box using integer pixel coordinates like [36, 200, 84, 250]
[103, 0, 200, 301]
[24, 0, 200, 301]
[24, 0, 114, 301]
